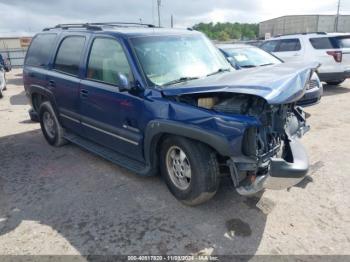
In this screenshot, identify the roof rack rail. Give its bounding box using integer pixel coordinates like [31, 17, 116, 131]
[43, 22, 157, 31]
[89, 22, 157, 28]
[43, 23, 103, 31]
[274, 32, 327, 37]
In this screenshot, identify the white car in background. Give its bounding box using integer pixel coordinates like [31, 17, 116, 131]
[260, 33, 350, 85]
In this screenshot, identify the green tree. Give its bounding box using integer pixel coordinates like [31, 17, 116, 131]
[217, 31, 230, 41]
[192, 22, 258, 40]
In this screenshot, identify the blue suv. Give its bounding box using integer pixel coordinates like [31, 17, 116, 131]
[24, 23, 316, 205]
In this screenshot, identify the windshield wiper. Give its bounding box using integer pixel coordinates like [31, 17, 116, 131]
[260, 63, 274, 67]
[162, 76, 199, 86]
[206, 68, 231, 77]
[240, 65, 257, 68]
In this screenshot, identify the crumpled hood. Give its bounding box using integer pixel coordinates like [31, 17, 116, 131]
[161, 61, 319, 105]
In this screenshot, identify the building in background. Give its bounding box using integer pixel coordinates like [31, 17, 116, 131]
[259, 15, 350, 39]
[0, 37, 32, 67]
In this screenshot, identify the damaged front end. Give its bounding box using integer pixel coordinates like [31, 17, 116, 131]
[161, 62, 317, 195]
[227, 97, 310, 196]
[172, 92, 310, 195]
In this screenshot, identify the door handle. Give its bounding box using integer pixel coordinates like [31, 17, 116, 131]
[48, 80, 55, 87]
[80, 89, 89, 98]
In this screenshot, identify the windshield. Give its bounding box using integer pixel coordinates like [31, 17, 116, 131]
[223, 47, 281, 68]
[130, 34, 231, 86]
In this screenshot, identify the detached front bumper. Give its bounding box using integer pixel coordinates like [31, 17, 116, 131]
[235, 137, 309, 196]
[234, 138, 309, 195]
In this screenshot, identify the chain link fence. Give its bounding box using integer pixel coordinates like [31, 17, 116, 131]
[0, 48, 28, 68]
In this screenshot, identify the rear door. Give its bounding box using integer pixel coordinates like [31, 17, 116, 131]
[79, 36, 144, 161]
[273, 38, 304, 62]
[23, 33, 57, 111]
[47, 35, 87, 132]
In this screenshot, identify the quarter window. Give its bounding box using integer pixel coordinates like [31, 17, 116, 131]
[25, 34, 57, 67]
[276, 39, 301, 52]
[87, 38, 133, 86]
[309, 37, 338, 49]
[53, 36, 85, 76]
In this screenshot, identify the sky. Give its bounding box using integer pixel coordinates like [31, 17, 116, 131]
[0, 0, 349, 36]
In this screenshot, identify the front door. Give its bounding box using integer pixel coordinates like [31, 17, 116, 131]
[79, 37, 144, 161]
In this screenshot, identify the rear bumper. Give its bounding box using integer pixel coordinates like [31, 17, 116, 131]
[318, 71, 350, 82]
[235, 138, 309, 196]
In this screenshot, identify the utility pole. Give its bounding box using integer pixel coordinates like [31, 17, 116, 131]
[157, 0, 161, 27]
[171, 14, 174, 28]
[335, 0, 341, 32]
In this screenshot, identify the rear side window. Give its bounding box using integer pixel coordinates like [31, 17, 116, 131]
[53, 36, 85, 76]
[87, 38, 133, 86]
[25, 34, 57, 67]
[309, 37, 338, 49]
[276, 39, 301, 52]
[336, 36, 350, 48]
[260, 40, 279, 52]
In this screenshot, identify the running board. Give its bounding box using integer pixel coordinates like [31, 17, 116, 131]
[64, 132, 149, 174]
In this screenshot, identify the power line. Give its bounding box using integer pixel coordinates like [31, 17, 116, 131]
[157, 0, 161, 27]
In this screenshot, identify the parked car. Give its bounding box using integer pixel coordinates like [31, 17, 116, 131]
[217, 44, 323, 106]
[24, 23, 316, 205]
[0, 54, 7, 98]
[0, 53, 11, 72]
[260, 32, 350, 85]
[0, 67, 6, 98]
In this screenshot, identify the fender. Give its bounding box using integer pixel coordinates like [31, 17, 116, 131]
[143, 119, 234, 167]
[28, 84, 58, 114]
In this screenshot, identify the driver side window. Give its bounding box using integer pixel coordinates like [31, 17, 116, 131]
[87, 38, 133, 86]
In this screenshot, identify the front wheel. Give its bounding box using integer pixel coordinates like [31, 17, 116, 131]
[160, 136, 220, 206]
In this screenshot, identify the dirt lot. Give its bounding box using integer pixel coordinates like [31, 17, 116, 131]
[0, 69, 349, 257]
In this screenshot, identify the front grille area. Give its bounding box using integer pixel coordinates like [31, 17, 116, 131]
[307, 79, 319, 90]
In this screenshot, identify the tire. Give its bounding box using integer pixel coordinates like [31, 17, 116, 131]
[160, 136, 220, 206]
[0, 89, 3, 98]
[326, 80, 345, 86]
[39, 101, 67, 147]
[3, 85, 6, 91]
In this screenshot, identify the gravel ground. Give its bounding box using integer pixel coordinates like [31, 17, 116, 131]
[0, 69, 349, 257]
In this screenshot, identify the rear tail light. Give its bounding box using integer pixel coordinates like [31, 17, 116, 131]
[326, 51, 342, 63]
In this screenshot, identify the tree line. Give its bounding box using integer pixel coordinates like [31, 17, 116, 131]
[192, 22, 259, 41]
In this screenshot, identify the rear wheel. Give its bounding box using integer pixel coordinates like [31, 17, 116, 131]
[160, 136, 220, 206]
[39, 102, 67, 147]
[326, 80, 345, 86]
[0, 89, 3, 98]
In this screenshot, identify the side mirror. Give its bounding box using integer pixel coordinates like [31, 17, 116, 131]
[118, 73, 131, 92]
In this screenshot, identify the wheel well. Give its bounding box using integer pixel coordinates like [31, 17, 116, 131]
[151, 133, 229, 175]
[31, 93, 49, 112]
